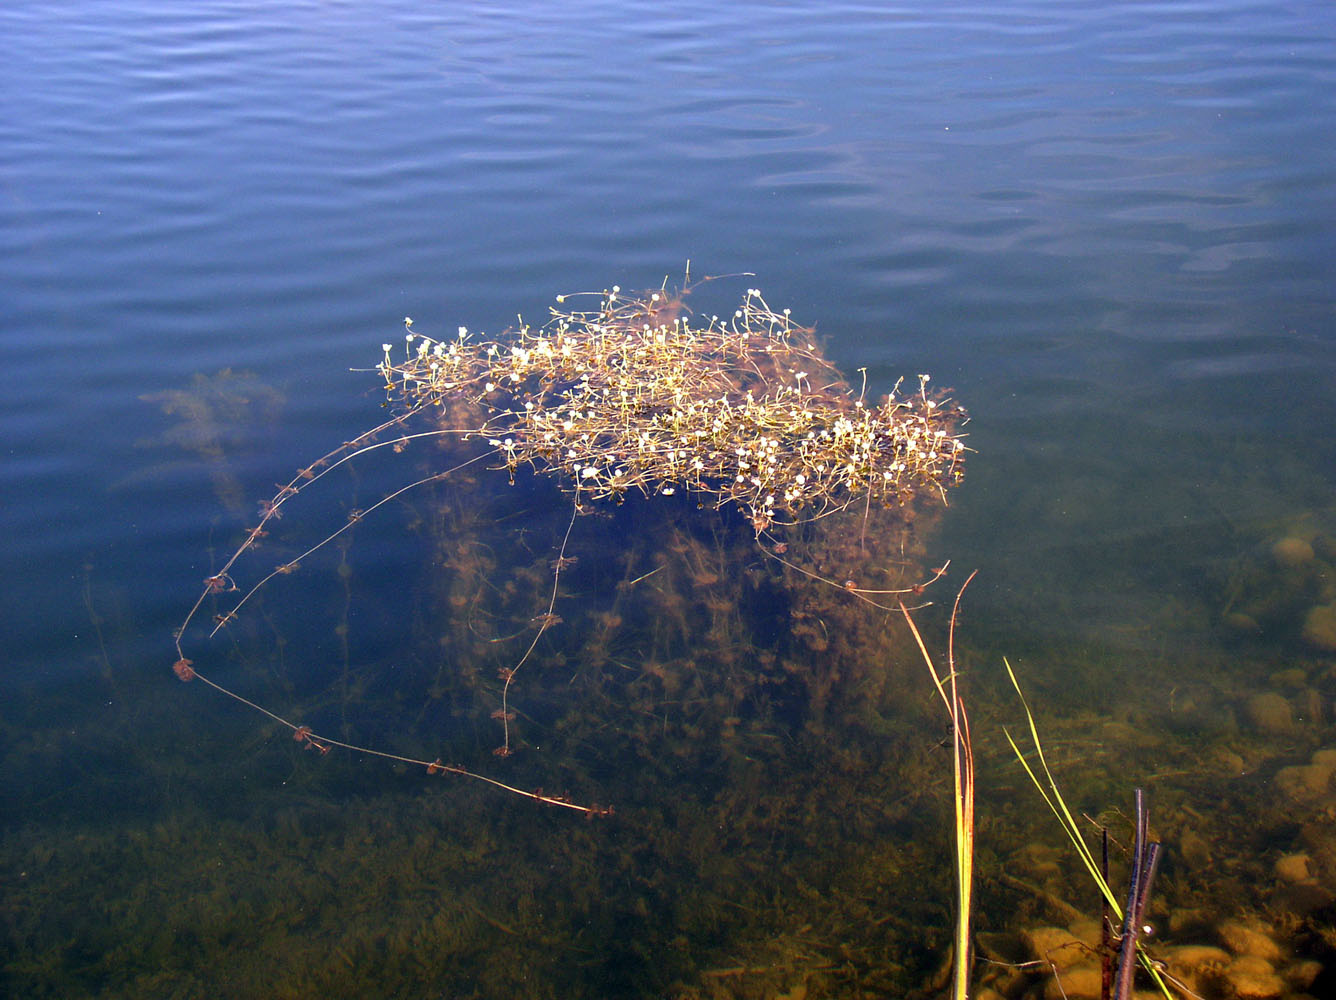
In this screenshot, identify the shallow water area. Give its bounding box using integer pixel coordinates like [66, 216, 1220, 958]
[3, 0, 1336, 997]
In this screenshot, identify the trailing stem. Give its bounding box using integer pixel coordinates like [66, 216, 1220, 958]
[494, 497, 579, 758]
[170, 426, 610, 813]
[170, 277, 967, 817]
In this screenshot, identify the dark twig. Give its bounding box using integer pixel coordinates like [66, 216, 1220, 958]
[1111, 788, 1161, 1000]
[1101, 829, 1114, 1000]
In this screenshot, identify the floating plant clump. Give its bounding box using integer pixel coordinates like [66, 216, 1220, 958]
[171, 276, 969, 811]
[380, 283, 966, 533]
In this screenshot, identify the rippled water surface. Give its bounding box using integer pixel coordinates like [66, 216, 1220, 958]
[3, 1, 1336, 997]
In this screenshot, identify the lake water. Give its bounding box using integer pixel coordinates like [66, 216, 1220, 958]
[4, 0, 1336, 996]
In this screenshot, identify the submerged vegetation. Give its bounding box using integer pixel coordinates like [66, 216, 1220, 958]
[36, 275, 1313, 997]
[170, 274, 969, 809]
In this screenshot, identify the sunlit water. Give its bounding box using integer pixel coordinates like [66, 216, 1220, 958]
[3, 1, 1335, 996]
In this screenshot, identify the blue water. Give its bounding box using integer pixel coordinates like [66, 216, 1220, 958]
[4, 1, 1336, 996]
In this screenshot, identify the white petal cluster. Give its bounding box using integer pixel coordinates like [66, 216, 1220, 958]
[377, 284, 967, 533]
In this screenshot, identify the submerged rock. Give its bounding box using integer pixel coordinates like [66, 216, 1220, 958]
[1021, 925, 1087, 965]
[1224, 954, 1285, 999]
[1217, 525, 1336, 645]
[1269, 666, 1309, 689]
[1272, 536, 1315, 568]
[1285, 958, 1323, 991]
[1023, 924, 1103, 1000]
[1162, 943, 1231, 996]
[1166, 943, 1231, 970]
[1301, 603, 1336, 651]
[1042, 963, 1101, 1000]
[1217, 919, 1284, 963]
[1244, 692, 1293, 734]
[1273, 851, 1316, 884]
[1223, 610, 1262, 634]
[1276, 757, 1336, 805]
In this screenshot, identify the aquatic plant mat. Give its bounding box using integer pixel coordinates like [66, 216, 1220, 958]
[115, 274, 996, 996]
[170, 276, 968, 811]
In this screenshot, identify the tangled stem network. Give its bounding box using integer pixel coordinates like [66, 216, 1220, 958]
[172, 276, 968, 814]
[381, 281, 968, 533]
